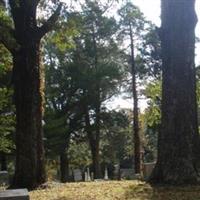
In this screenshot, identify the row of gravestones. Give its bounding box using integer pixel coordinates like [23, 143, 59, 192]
[73, 168, 109, 182]
[73, 162, 156, 182]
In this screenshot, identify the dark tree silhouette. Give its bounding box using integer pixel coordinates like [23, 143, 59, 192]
[150, 0, 200, 184]
[0, 1, 61, 189]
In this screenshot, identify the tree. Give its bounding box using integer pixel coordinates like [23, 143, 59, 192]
[142, 81, 161, 162]
[76, 0, 126, 179]
[44, 24, 85, 182]
[0, 44, 15, 171]
[101, 109, 132, 166]
[0, 1, 62, 188]
[118, 2, 146, 174]
[150, 0, 200, 184]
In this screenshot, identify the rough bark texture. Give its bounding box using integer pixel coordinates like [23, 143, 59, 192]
[129, 23, 141, 174]
[150, 0, 200, 185]
[12, 40, 45, 189]
[2, 1, 62, 189]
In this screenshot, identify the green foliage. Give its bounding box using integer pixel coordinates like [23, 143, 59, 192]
[143, 81, 161, 127]
[142, 80, 161, 162]
[101, 109, 133, 165]
[44, 1, 128, 169]
[0, 45, 15, 153]
[69, 141, 91, 170]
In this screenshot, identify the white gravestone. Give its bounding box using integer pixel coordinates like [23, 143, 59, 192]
[87, 168, 91, 181]
[84, 172, 88, 182]
[104, 167, 108, 180]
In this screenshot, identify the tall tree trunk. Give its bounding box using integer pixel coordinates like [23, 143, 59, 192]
[129, 22, 141, 174]
[12, 41, 46, 188]
[85, 106, 101, 179]
[90, 139, 101, 179]
[150, 0, 200, 184]
[60, 138, 70, 183]
[0, 152, 7, 171]
[2, 1, 62, 189]
[60, 151, 70, 183]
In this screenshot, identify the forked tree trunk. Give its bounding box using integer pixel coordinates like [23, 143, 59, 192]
[3, 1, 62, 189]
[150, 0, 200, 184]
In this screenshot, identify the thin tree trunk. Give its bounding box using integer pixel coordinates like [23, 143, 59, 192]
[129, 22, 141, 174]
[0, 152, 7, 171]
[90, 140, 101, 179]
[85, 106, 102, 179]
[150, 0, 200, 184]
[60, 150, 70, 183]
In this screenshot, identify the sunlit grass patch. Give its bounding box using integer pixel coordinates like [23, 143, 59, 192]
[30, 180, 200, 200]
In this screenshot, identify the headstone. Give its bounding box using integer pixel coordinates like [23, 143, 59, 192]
[0, 171, 9, 186]
[134, 173, 141, 180]
[87, 168, 91, 181]
[120, 168, 135, 179]
[73, 169, 82, 182]
[94, 179, 104, 182]
[0, 189, 29, 200]
[91, 172, 94, 181]
[113, 164, 120, 180]
[143, 162, 156, 179]
[104, 167, 108, 180]
[84, 172, 88, 182]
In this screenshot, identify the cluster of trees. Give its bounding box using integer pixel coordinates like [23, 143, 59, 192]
[43, 1, 159, 181]
[0, 0, 199, 189]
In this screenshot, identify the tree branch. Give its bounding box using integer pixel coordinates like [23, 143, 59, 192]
[37, 3, 62, 39]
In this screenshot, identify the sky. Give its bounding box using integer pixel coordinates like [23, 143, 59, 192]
[108, 0, 200, 111]
[134, 0, 200, 65]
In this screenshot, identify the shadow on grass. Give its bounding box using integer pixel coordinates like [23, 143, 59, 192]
[124, 183, 200, 200]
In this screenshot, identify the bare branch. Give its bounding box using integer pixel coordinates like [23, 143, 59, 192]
[37, 3, 62, 39]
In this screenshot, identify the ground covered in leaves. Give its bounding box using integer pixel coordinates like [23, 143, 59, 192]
[30, 181, 200, 200]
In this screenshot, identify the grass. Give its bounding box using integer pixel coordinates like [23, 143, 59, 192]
[30, 180, 200, 200]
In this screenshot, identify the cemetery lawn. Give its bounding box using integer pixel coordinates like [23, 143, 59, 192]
[30, 180, 200, 200]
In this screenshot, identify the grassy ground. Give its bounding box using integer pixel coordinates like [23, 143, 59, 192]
[30, 180, 200, 200]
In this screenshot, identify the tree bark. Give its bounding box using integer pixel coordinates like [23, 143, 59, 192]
[1, 1, 62, 189]
[0, 152, 7, 171]
[129, 22, 141, 174]
[90, 139, 101, 179]
[12, 41, 46, 188]
[60, 150, 70, 183]
[85, 106, 102, 179]
[150, 0, 200, 185]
